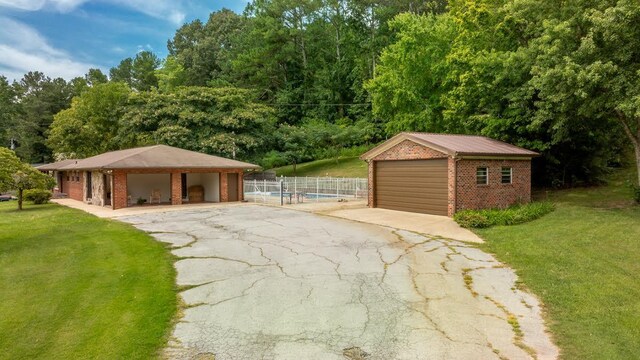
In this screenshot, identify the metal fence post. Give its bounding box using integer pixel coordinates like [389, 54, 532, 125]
[316, 177, 319, 202]
[280, 180, 284, 206]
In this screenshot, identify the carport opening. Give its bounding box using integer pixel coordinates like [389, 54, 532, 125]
[183, 173, 220, 203]
[127, 173, 171, 206]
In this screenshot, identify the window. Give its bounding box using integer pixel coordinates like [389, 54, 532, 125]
[476, 167, 488, 185]
[501, 167, 512, 184]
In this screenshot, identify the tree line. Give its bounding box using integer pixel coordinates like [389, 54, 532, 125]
[1, 0, 638, 187]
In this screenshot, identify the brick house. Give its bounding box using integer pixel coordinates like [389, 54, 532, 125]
[37, 145, 259, 210]
[360, 133, 538, 216]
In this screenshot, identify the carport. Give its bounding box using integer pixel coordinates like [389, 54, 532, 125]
[40, 144, 259, 209]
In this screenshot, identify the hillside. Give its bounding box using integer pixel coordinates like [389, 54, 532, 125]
[272, 157, 368, 178]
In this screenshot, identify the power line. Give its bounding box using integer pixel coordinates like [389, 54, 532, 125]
[264, 102, 371, 107]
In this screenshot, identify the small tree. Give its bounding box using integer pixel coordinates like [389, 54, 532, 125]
[0, 148, 55, 210]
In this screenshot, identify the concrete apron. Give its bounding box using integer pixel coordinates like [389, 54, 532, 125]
[117, 205, 558, 360]
[322, 207, 483, 244]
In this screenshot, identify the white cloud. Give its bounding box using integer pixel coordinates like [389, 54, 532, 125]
[0, 0, 186, 24]
[0, 16, 98, 81]
[0, 0, 87, 12]
[110, 0, 185, 25]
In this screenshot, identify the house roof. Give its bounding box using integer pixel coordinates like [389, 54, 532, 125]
[361, 132, 539, 160]
[36, 159, 79, 171]
[39, 145, 260, 171]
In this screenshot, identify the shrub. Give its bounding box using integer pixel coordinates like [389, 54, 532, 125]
[632, 185, 640, 204]
[454, 202, 555, 228]
[453, 211, 491, 228]
[23, 189, 52, 204]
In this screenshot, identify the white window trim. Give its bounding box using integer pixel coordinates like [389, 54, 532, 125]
[477, 167, 489, 185]
[501, 167, 513, 185]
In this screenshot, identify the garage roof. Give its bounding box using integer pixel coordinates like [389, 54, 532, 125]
[361, 132, 539, 160]
[40, 145, 260, 171]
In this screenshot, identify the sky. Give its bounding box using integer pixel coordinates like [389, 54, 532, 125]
[0, 0, 249, 82]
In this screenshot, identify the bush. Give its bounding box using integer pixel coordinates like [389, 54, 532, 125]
[632, 185, 640, 204]
[453, 211, 491, 228]
[454, 202, 555, 228]
[23, 189, 52, 204]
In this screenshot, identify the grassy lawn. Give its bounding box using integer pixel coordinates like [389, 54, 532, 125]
[477, 168, 640, 359]
[273, 156, 368, 177]
[0, 202, 176, 359]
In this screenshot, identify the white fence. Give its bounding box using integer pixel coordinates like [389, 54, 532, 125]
[243, 176, 368, 205]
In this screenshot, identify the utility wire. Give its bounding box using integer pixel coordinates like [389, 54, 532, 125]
[263, 102, 371, 106]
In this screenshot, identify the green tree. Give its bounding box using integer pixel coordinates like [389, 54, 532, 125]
[0, 147, 55, 210]
[48, 82, 131, 158]
[120, 87, 276, 160]
[0, 76, 18, 149]
[109, 58, 134, 86]
[521, 0, 640, 186]
[12, 72, 74, 163]
[168, 9, 245, 86]
[156, 56, 187, 92]
[85, 68, 109, 86]
[132, 51, 160, 91]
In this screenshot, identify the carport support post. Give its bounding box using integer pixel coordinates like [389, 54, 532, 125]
[279, 180, 284, 206]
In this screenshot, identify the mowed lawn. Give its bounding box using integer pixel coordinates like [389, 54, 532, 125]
[273, 156, 368, 178]
[0, 202, 176, 359]
[477, 169, 640, 359]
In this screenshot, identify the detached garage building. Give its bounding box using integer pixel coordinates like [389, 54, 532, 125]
[360, 133, 538, 216]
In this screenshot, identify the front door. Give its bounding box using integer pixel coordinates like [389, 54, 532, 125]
[227, 173, 238, 202]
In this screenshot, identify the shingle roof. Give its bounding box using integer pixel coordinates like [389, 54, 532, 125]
[36, 159, 79, 171]
[361, 132, 539, 159]
[39, 145, 260, 171]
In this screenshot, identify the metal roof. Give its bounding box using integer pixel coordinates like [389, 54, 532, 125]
[38, 145, 260, 171]
[361, 132, 539, 160]
[36, 159, 79, 171]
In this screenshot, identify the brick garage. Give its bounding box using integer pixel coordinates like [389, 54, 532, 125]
[38, 145, 258, 210]
[360, 133, 538, 217]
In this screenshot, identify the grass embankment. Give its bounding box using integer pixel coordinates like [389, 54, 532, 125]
[0, 202, 176, 359]
[273, 156, 368, 177]
[477, 167, 640, 359]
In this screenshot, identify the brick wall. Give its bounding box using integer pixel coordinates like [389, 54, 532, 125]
[113, 170, 127, 210]
[171, 173, 182, 205]
[220, 172, 229, 202]
[455, 159, 531, 211]
[61, 171, 84, 202]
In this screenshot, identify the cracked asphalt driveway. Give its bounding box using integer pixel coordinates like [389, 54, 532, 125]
[119, 205, 558, 360]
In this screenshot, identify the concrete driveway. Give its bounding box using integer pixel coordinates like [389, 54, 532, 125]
[118, 205, 557, 360]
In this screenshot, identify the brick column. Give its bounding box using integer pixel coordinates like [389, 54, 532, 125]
[238, 171, 244, 201]
[447, 157, 456, 217]
[171, 172, 182, 205]
[112, 170, 128, 210]
[220, 171, 228, 202]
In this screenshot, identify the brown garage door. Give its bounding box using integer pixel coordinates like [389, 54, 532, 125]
[375, 159, 448, 215]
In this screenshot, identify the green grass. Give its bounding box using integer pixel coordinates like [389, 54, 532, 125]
[477, 167, 640, 359]
[273, 156, 368, 177]
[0, 202, 176, 359]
